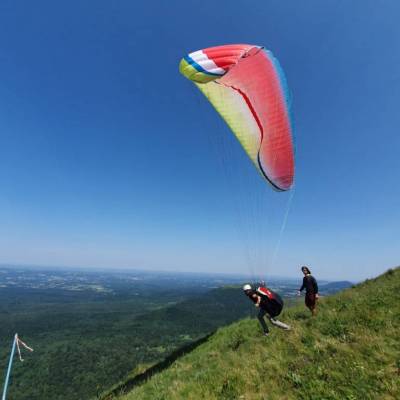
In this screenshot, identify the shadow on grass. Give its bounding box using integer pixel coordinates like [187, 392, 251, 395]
[99, 333, 214, 399]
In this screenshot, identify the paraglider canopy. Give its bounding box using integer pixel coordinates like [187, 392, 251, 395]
[180, 44, 295, 191]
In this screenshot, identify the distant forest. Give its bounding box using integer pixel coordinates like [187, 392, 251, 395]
[0, 268, 349, 400]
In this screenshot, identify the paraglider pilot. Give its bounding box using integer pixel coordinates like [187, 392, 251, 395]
[243, 284, 290, 336]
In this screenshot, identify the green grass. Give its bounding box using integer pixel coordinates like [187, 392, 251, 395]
[105, 268, 400, 400]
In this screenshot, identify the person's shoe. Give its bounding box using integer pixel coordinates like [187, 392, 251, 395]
[283, 325, 291, 330]
[263, 332, 269, 337]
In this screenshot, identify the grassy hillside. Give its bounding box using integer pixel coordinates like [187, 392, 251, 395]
[104, 268, 399, 400]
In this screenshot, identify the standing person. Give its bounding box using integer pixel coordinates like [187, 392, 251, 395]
[243, 284, 291, 336]
[298, 266, 319, 316]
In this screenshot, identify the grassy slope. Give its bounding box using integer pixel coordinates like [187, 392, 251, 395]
[111, 268, 399, 400]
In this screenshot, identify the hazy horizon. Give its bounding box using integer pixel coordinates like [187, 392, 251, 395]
[1, 261, 390, 283]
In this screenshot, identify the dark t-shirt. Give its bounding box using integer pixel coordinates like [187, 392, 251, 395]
[299, 275, 318, 294]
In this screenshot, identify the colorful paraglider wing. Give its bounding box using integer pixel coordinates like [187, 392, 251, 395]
[179, 44, 295, 191]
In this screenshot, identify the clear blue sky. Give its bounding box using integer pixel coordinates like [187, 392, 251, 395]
[1, 1, 399, 281]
